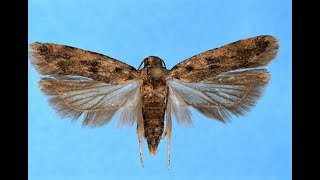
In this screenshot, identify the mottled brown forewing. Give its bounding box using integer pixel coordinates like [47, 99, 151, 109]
[29, 43, 138, 84]
[169, 35, 278, 82]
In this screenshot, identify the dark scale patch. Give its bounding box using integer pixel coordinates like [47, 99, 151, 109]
[90, 61, 100, 67]
[81, 60, 101, 73]
[236, 48, 254, 61]
[240, 61, 250, 67]
[115, 67, 123, 73]
[205, 56, 226, 63]
[81, 60, 98, 65]
[57, 61, 71, 72]
[80, 60, 88, 65]
[56, 48, 73, 59]
[254, 40, 270, 56]
[126, 75, 134, 80]
[89, 61, 100, 73]
[89, 67, 98, 73]
[209, 64, 220, 69]
[185, 65, 194, 71]
[38, 44, 51, 56]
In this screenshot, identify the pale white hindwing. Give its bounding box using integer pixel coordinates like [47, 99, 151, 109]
[40, 76, 142, 127]
[167, 85, 193, 125]
[167, 69, 270, 123]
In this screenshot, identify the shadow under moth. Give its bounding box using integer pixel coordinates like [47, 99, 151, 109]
[29, 35, 279, 169]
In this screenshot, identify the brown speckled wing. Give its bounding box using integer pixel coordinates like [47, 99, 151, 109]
[29, 42, 138, 84]
[169, 35, 278, 82]
[29, 42, 142, 127]
[167, 35, 279, 124]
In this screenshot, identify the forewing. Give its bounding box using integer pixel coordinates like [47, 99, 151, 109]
[40, 76, 142, 127]
[169, 35, 278, 82]
[29, 42, 138, 84]
[167, 69, 270, 124]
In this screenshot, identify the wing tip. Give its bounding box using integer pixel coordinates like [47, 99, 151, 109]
[29, 42, 42, 50]
[254, 35, 279, 67]
[28, 43, 62, 75]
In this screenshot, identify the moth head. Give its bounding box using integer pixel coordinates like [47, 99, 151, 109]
[138, 56, 166, 69]
[138, 56, 167, 80]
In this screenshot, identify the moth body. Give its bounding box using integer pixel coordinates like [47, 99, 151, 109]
[139, 56, 168, 154]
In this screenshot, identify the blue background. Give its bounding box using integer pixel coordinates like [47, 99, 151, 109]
[28, 0, 292, 179]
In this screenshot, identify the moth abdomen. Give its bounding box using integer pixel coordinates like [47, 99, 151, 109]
[142, 95, 166, 155]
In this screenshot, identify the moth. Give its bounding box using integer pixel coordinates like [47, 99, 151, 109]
[29, 35, 278, 169]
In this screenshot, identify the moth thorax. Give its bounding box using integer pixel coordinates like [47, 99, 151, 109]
[149, 67, 163, 80]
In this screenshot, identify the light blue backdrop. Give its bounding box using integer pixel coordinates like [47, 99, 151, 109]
[28, 0, 292, 179]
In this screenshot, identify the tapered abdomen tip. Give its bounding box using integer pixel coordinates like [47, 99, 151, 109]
[149, 148, 158, 155]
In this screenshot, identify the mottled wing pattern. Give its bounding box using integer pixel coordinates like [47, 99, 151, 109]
[167, 35, 278, 124]
[170, 35, 278, 82]
[29, 42, 138, 84]
[29, 43, 141, 127]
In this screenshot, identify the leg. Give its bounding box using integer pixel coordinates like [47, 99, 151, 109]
[137, 107, 144, 167]
[138, 135, 144, 167]
[165, 98, 172, 169]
